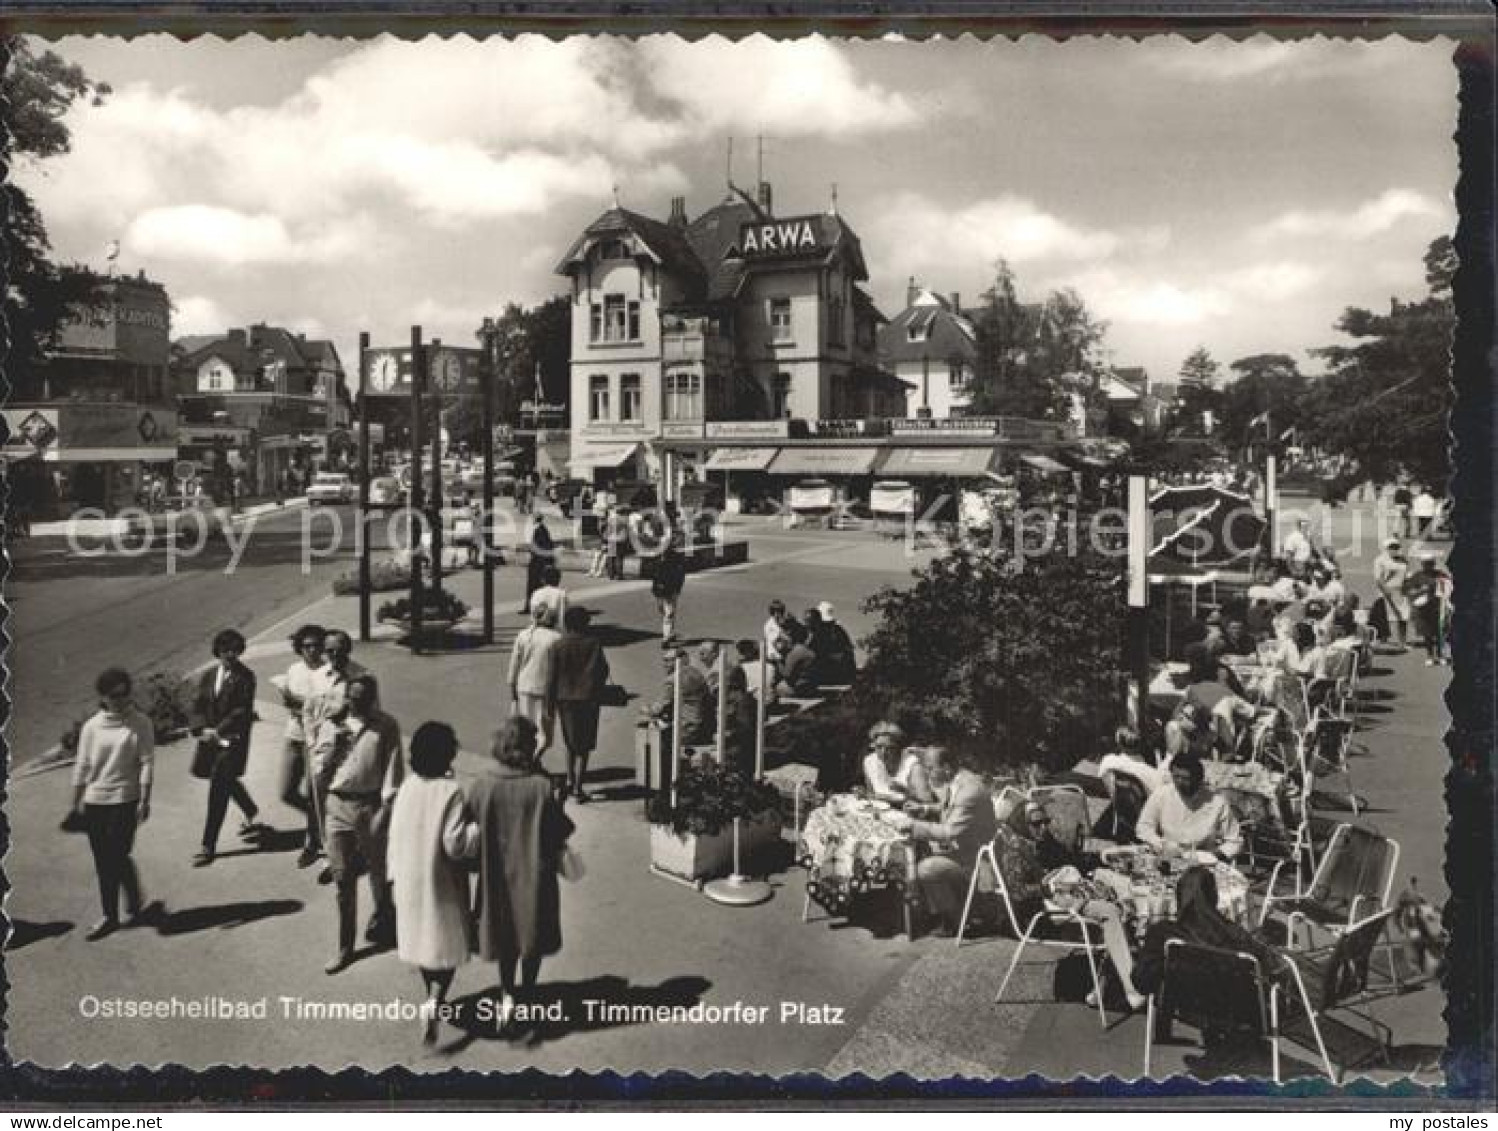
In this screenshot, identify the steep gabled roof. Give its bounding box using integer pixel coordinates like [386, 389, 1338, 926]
[556, 207, 707, 298]
[877, 296, 978, 364]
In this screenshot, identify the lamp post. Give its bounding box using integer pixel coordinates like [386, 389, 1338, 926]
[479, 316, 498, 644]
[408, 326, 425, 653]
[357, 331, 371, 642]
[429, 339, 444, 596]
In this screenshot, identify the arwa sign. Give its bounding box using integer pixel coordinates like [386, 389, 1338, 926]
[739, 216, 824, 257]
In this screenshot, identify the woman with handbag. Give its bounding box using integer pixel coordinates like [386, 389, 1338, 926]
[465, 716, 575, 1028]
[548, 606, 610, 803]
[69, 667, 154, 940]
[387, 722, 479, 1045]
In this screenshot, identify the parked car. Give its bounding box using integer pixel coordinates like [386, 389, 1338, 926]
[493, 460, 519, 496]
[307, 472, 355, 505]
[368, 476, 405, 509]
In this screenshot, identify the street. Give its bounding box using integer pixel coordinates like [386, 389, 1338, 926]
[2, 496, 1448, 1081]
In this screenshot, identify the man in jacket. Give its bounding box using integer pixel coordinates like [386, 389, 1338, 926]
[651, 542, 688, 643]
[549, 607, 610, 801]
[886, 747, 998, 937]
[770, 632, 818, 699]
[316, 674, 403, 973]
[521, 514, 555, 614]
[192, 628, 264, 867]
[649, 646, 715, 747]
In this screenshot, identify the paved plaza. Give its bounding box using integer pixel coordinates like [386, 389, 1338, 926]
[4, 496, 1449, 1083]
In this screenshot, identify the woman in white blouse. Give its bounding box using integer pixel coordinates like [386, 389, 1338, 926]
[862, 722, 934, 804]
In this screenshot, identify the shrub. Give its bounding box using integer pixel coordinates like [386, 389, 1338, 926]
[377, 589, 469, 625]
[332, 558, 412, 595]
[645, 763, 781, 838]
[57, 671, 194, 756]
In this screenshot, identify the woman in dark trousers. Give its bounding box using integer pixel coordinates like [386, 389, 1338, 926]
[192, 628, 265, 866]
[549, 606, 610, 802]
[69, 667, 154, 940]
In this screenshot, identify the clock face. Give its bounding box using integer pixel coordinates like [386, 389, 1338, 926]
[369, 354, 399, 392]
[437, 353, 464, 391]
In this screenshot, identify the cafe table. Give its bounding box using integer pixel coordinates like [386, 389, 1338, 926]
[798, 794, 919, 936]
[1090, 845, 1253, 939]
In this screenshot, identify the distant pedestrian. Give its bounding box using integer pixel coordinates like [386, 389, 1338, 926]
[1393, 482, 1414, 538]
[192, 628, 265, 868]
[812, 601, 857, 686]
[387, 721, 479, 1044]
[465, 716, 576, 1025]
[1412, 486, 1440, 540]
[528, 564, 568, 629]
[317, 673, 404, 974]
[651, 543, 687, 642]
[279, 624, 328, 870]
[1405, 552, 1451, 665]
[70, 667, 153, 941]
[602, 506, 628, 580]
[520, 515, 554, 615]
[550, 607, 610, 802]
[1374, 538, 1412, 650]
[509, 604, 560, 758]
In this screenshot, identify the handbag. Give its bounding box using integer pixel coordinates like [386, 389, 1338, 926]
[558, 844, 585, 883]
[599, 683, 629, 708]
[190, 736, 219, 780]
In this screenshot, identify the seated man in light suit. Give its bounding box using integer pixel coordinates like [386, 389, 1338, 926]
[886, 746, 998, 938]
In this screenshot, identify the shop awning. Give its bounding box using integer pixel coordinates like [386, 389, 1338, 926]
[1020, 453, 1070, 475]
[875, 446, 996, 478]
[768, 447, 880, 476]
[705, 447, 779, 472]
[568, 442, 640, 470]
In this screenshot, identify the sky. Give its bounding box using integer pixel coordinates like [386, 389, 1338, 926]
[19, 32, 1458, 390]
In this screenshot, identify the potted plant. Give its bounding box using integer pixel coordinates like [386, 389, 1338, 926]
[377, 589, 469, 636]
[645, 763, 782, 882]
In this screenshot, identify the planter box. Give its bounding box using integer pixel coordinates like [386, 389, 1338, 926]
[649, 813, 781, 883]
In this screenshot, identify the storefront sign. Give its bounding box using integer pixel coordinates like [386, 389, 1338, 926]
[706, 420, 790, 439]
[581, 422, 650, 437]
[179, 425, 252, 447]
[740, 215, 824, 257]
[661, 422, 705, 439]
[3, 403, 178, 462]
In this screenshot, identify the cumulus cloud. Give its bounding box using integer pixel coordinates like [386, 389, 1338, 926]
[1142, 36, 1404, 83]
[641, 35, 919, 136]
[1223, 261, 1320, 299]
[172, 294, 234, 336]
[125, 205, 370, 267]
[1253, 189, 1444, 241]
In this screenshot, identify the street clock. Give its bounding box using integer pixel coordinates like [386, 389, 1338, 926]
[369, 353, 400, 393]
[436, 351, 465, 392]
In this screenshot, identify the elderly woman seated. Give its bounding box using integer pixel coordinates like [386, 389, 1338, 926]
[1096, 728, 1167, 843]
[991, 800, 1147, 1011]
[861, 722, 934, 804]
[1136, 752, 1243, 861]
[1164, 647, 1255, 760]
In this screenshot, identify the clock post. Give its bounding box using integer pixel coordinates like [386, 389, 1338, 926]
[479, 317, 497, 644]
[408, 325, 425, 654]
[428, 340, 444, 596]
[357, 330, 372, 643]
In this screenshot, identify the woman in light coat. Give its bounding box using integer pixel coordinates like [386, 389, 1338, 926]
[388, 721, 479, 1044]
[508, 604, 561, 757]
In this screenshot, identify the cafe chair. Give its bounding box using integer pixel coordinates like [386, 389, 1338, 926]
[1259, 823, 1400, 962]
[1143, 939, 1288, 1082]
[988, 861, 1112, 1029]
[1277, 907, 1401, 1083]
[1298, 712, 1361, 815]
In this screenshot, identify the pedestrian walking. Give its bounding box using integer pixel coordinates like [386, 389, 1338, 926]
[1393, 481, 1414, 538]
[1404, 551, 1451, 665]
[387, 721, 479, 1044]
[520, 514, 554, 615]
[316, 673, 404, 974]
[69, 667, 153, 940]
[315, 629, 367, 705]
[651, 542, 687, 643]
[192, 628, 265, 867]
[550, 607, 610, 802]
[508, 605, 560, 757]
[465, 716, 576, 1026]
[1412, 486, 1440, 540]
[602, 506, 628, 580]
[279, 624, 327, 869]
[1374, 538, 1412, 649]
[527, 564, 568, 629]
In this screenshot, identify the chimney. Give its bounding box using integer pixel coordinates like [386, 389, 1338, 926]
[949, 292, 961, 315]
[228, 328, 247, 347]
[756, 180, 773, 215]
[668, 196, 689, 228]
[907, 277, 919, 307]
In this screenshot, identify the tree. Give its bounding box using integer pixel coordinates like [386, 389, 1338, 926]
[1174, 346, 1222, 433]
[3, 38, 111, 388]
[1217, 353, 1309, 452]
[857, 542, 1125, 774]
[966, 261, 1106, 421]
[474, 295, 571, 430]
[1303, 236, 1454, 488]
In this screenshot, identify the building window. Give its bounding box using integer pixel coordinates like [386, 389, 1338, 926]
[620, 373, 642, 422]
[772, 372, 792, 419]
[600, 238, 631, 260]
[594, 294, 641, 343]
[906, 317, 930, 343]
[665, 370, 702, 421]
[828, 296, 845, 347]
[589, 375, 610, 422]
[769, 297, 792, 342]
[948, 362, 967, 393]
